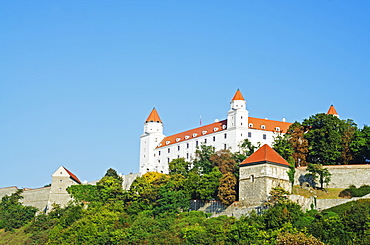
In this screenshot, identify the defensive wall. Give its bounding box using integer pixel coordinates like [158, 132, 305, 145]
[0, 172, 141, 212]
[295, 164, 370, 189]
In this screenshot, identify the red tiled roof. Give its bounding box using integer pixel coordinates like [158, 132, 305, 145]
[157, 120, 227, 148]
[63, 167, 81, 184]
[146, 108, 162, 123]
[240, 144, 289, 166]
[157, 117, 292, 148]
[327, 105, 338, 116]
[232, 89, 245, 101]
[248, 117, 292, 133]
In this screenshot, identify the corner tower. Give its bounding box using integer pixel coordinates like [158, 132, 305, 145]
[226, 89, 249, 151]
[239, 144, 291, 207]
[140, 108, 165, 174]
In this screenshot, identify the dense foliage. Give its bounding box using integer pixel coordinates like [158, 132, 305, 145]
[0, 189, 37, 231]
[273, 114, 370, 167]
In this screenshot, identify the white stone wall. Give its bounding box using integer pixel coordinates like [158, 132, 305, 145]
[295, 165, 370, 189]
[0, 186, 18, 200]
[21, 187, 51, 212]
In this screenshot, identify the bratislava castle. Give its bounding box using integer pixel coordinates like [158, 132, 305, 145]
[139, 90, 292, 174]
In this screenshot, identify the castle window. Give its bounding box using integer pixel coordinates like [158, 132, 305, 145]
[60, 172, 62, 174]
[154, 153, 156, 157]
[193, 133, 198, 137]
[222, 125, 227, 129]
[202, 130, 207, 135]
[60, 179, 62, 182]
[224, 133, 227, 139]
[166, 141, 170, 145]
[249, 123, 253, 128]
[155, 138, 157, 142]
[159, 151, 161, 156]
[224, 144, 227, 150]
[177, 155, 180, 158]
[176, 138, 181, 142]
[213, 136, 216, 142]
[214, 127, 219, 132]
[161, 171, 163, 173]
[251, 175, 254, 182]
[185, 135, 190, 139]
[241, 116, 243, 119]
[178, 145, 180, 151]
[187, 143, 189, 149]
[261, 125, 266, 129]
[168, 148, 170, 153]
[275, 127, 280, 132]
[187, 153, 189, 159]
[144, 155, 145, 158]
[196, 141, 199, 147]
[263, 134, 266, 140]
[59, 188, 62, 191]
[167, 158, 170, 163]
[248, 132, 252, 137]
[147, 168, 149, 171]
[204, 139, 207, 144]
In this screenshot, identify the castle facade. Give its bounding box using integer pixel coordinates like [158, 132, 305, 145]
[139, 90, 292, 174]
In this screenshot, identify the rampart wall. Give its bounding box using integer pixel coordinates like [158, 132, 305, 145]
[21, 187, 51, 212]
[295, 164, 370, 188]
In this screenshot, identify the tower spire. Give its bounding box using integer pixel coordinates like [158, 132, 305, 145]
[232, 89, 245, 101]
[145, 108, 162, 123]
[326, 105, 339, 117]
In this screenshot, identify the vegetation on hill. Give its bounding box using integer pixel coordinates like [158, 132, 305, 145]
[272, 113, 370, 166]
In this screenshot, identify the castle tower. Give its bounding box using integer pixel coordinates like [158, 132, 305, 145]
[140, 108, 165, 174]
[49, 166, 81, 210]
[239, 144, 291, 206]
[327, 105, 339, 118]
[227, 89, 249, 151]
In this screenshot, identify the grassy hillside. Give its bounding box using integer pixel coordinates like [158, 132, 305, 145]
[0, 226, 30, 245]
[292, 186, 346, 199]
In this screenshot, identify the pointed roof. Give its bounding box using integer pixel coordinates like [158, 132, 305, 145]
[240, 144, 290, 167]
[327, 105, 339, 116]
[232, 89, 245, 101]
[145, 108, 162, 123]
[63, 167, 81, 184]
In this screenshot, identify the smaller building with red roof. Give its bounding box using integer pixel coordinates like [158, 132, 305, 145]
[239, 144, 291, 206]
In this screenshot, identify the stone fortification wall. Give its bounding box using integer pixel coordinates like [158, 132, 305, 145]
[0, 186, 18, 200]
[295, 165, 370, 189]
[122, 173, 141, 190]
[21, 187, 51, 212]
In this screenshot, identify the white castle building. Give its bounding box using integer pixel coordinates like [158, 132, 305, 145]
[139, 90, 292, 174]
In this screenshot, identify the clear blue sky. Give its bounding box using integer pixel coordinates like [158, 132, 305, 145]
[1, 1, 370, 188]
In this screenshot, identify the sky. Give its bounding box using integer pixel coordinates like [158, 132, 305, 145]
[1, 1, 370, 188]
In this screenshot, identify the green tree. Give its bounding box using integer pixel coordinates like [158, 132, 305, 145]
[67, 184, 100, 203]
[169, 158, 191, 176]
[238, 138, 259, 157]
[196, 167, 222, 201]
[0, 189, 37, 231]
[193, 144, 215, 174]
[306, 164, 331, 189]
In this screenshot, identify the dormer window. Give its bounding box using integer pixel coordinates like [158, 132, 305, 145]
[214, 127, 219, 132]
[275, 127, 280, 132]
[202, 131, 207, 135]
[176, 138, 181, 142]
[193, 133, 198, 137]
[261, 125, 266, 129]
[222, 125, 227, 129]
[249, 123, 253, 128]
[185, 135, 190, 139]
[166, 141, 170, 145]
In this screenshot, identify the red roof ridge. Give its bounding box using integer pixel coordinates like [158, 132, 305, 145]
[240, 144, 289, 166]
[146, 108, 162, 123]
[157, 119, 227, 148]
[63, 167, 81, 184]
[327, 105, 338, 116]
[232, 89, 245, 101]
